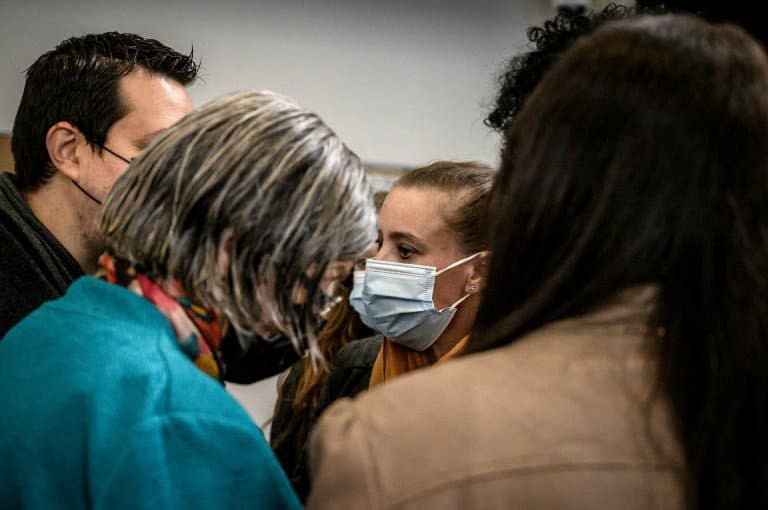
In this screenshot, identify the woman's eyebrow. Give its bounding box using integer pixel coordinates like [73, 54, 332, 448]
[390, 231, 422, 245]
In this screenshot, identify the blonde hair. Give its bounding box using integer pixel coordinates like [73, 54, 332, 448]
[98, 90, 376, 363]
[395, 160, 495, 253]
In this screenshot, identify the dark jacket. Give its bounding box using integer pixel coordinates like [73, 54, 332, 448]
[271, 335, 383, 501]
[0, 173, 82, 337]
[315, 335, 383, 414]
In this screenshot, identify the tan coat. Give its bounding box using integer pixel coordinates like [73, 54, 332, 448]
[307, 289, 684, 509]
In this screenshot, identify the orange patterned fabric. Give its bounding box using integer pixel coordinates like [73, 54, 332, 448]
[98, 253, 224, 382]
[369, 334, 469, 388]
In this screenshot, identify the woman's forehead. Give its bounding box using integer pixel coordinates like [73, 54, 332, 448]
[379, 186, 454, 243]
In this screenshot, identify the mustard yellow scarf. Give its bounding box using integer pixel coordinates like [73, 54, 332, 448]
[369, 335, 469, 388]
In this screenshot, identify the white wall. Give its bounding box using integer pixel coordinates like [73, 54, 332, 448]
[0, 0, 561, 430]
[0, 0, 561, 168]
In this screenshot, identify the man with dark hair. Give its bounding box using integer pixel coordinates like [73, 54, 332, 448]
[0, 32, 197, 336]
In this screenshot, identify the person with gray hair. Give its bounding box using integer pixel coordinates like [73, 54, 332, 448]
[0, 90, 376, 509]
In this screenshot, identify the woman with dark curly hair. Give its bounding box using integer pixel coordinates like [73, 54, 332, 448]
[486, 3, 645, 133]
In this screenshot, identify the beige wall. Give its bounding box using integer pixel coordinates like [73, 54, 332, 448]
[0, 134, 13, 173]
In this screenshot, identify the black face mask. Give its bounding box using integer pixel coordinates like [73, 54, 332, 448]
[220, 304, 331, 384]
[220, 273, 346, 383]
[220, 329, 302, 384]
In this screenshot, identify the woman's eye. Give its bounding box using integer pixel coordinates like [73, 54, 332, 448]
[398, 245, 416, 259]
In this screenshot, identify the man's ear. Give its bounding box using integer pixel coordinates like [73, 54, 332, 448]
[466, 250, 491, 295]
[45, 121, 85, 181]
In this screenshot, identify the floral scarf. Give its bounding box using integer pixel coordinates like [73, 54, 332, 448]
[98, 253, 224, 382]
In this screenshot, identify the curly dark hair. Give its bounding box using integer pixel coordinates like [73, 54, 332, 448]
[486, 3, 653, 132]
[11, 32, 199, 190]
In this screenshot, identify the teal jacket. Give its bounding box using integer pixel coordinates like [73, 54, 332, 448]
[0, 276, 301, 510]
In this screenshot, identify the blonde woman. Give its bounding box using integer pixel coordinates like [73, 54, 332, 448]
[315, 162, 495, 407]
[347, 161, 494, 388]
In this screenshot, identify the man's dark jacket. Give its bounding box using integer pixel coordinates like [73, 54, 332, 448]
[0, 172, 82, 337]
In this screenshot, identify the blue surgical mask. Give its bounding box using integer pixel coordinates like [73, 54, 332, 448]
[349, 253, 481, 351]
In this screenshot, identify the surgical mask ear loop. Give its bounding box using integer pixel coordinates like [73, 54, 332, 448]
[440, 291, 473, 312]
[434, 253, 483, 312]
[434, 252, 483, 276]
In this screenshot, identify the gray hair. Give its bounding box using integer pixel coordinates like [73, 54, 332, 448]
[98, 90, 376, 363]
